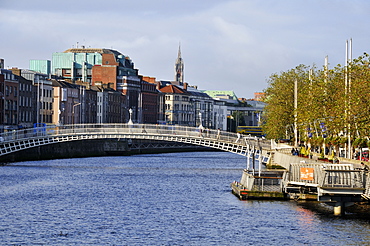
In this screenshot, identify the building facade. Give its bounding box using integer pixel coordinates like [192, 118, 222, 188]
[141, 76, 163, 124]
[20, 70, 53, 125]
[159, 83, 190, 125]
[0, 69, 19, 131]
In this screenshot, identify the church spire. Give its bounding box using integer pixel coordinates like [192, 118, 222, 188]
[175, 43, 184, 84]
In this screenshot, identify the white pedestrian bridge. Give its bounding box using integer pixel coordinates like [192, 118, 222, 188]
[0, 124, 271, 159]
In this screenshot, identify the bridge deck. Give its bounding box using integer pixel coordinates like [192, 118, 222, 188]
[0, 123, 271, 159]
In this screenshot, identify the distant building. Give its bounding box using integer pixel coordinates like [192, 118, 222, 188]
[202, 90, 239, 105]
[30, 60, 51, 75]
[9, 68, 36, 129]
[185, 85, 214, 128]
[254, 92, 265, 101]
[0, 69, 19, 131]
[159, 82, 190, 125]
[19, 70, 53, 124]
[141, 76, 163, 124]
[32, 47, 142, 123]
[51, 80, 83, 125]
[158, 81, 214, 127]
[203, 90, 265, 129]
[213, 101, 228, 131]
[96, 86, 126, 124]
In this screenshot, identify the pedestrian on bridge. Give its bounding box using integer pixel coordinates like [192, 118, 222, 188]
[235, 132, 241, 143]
[217, 128, 221, 140]
[198, 127, 204, 138]
[141, 126, 147, 133]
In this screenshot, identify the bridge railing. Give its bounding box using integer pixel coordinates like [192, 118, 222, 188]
[320, 169, 364, 188]
[286, 163, 324, 186]
[285, 163, 365, 189]
[0, 123, 271, 149]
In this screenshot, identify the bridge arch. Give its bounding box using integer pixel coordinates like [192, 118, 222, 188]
[0, 124, 271, 159]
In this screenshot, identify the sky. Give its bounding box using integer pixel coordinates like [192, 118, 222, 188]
[1, 0, 370, 99]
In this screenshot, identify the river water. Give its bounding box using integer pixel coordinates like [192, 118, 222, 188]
[1, 151, 370, 245]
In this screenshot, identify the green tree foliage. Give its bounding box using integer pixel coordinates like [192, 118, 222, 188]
[262, 53, 370, 145]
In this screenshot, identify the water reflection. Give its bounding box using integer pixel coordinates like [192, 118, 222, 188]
[1, 152, 370, 245]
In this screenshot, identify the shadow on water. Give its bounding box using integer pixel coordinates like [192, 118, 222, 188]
[296, 200, 370, 221]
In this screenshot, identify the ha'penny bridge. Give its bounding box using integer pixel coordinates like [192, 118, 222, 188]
[0, 123, 369, 215]
[0, 123, 270, 159]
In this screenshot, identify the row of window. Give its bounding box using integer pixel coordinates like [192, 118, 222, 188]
[171, 113, 193, 123]
[19, 96, 32, 107]
[165, 104, 194, 111]
[62, 69, 93, 76]
[4, 113, 17, 124]
[3, 73, 16, 81]
[5, 100, 17, 110]
[19, 83, 32, 92]
[19, 111, 32, 122]
[165, 95, 189, 101]
[5, 85, 18, 97]
[38, 88, 53, 98]
[40, 102, 53, 111]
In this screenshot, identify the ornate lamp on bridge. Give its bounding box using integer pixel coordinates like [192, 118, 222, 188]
[198, 112, 203, 129]
[128, 108, 133, 125]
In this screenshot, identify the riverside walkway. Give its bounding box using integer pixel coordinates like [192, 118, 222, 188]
[0, 123, 271, 160]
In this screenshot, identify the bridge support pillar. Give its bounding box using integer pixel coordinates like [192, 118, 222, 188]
[333, 202, 354, 216]
[333, 202, 344, 216]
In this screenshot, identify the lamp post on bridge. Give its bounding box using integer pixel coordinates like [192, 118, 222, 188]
[128, 108, 133, 125]
[198, 112, 203, 129]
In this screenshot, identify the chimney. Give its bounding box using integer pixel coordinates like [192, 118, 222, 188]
[156, 82, 161, 90]
[10, 68, 21, 76]
[183, 82, 188, 91]
[0, 59, 4, 69]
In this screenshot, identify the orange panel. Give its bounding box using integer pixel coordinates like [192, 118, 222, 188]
[300, 167, 314, 181]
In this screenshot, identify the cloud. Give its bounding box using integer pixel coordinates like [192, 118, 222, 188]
[1, 0, 370, 98]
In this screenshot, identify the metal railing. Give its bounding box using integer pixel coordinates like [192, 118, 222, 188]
[0, 123, 272, 156]
[320, 169, 364, 188]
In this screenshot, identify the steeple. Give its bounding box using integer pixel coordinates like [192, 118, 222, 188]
[174, 43, 184, 84]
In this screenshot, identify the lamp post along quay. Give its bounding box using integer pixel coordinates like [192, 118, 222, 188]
[72, 103, 81, 125]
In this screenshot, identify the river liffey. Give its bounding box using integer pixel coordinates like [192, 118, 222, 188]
[1, 151, 370, 245]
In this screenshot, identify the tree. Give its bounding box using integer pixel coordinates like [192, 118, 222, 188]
[262, 53, 370, 157]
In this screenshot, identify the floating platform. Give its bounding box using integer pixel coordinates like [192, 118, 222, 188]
[231, 181, 286, 200]
[231, 170, 287, 200]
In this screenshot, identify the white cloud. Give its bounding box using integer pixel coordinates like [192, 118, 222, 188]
[1, 0, 370, 98]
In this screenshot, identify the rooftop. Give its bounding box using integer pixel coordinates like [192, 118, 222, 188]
[63, 48, 124, 57]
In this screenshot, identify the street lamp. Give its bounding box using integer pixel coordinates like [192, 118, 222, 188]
[72, 103, 81, 125]
[199, 112, 203, 128]
[128, 108, 133, 125]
